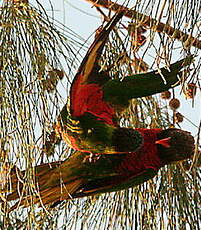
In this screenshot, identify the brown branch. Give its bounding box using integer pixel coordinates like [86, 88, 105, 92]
[85, 0, 201, 50]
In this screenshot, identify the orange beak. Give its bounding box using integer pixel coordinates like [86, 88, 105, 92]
[155, 137, 171, 148]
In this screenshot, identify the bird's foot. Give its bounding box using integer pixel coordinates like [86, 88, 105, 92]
[83, 153, 101, 164]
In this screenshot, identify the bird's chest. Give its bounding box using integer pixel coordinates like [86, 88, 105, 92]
[71, 83, 116, 126]
[116, 143, 162, 176]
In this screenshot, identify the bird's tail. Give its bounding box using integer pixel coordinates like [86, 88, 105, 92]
[2, 153, 87, 209]
[3, 161, 60, 201]
[71, 10, 124, 86]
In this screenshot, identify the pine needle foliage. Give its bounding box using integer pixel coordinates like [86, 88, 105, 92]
[0, 0, 86, 228]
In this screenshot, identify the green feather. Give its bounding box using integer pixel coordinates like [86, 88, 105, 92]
[103, 55, 193, 107]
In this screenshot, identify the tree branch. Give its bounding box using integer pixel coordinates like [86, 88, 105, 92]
[85, 0, 201, 50]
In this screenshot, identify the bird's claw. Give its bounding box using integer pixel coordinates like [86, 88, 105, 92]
[83, 153, 101, 164]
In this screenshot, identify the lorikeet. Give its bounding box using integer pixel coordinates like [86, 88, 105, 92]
[6, 128, 194, 208]
[44, 11, 193, 155]
[2, 12, 195, 208]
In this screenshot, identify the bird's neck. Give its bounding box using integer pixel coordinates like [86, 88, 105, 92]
[117, 128, 163, 175]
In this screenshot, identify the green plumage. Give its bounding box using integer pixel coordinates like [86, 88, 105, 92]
[103, 56, 193, 107]
[43, 10, 193, 157]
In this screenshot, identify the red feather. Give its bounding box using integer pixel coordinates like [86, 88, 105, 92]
[71, 80, 116, 125]
[117, 129, 163, 175]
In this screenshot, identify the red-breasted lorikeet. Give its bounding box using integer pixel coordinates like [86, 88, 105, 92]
[7, 128, 194, 208]
[44, 11, 193, 156]
[2, 12, 195, 209]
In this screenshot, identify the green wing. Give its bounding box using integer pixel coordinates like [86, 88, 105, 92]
[103, 56, 193, 106]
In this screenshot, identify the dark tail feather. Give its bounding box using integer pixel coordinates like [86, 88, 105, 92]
[5, 152, 87, 209]
[4, 161, 61, 202]
[74, 11, 125, 83]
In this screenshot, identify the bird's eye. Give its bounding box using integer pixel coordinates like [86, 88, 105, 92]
[88, 129, 92, 134]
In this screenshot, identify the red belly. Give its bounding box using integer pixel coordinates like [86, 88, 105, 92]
[71, 82, 116, 126]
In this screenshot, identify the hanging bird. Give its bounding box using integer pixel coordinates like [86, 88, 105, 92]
[7, 128, 194, 208]
[2, 12, 195, 209]
[44, 11, 193, 156]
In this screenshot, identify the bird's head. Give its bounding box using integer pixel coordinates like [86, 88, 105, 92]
[112, 127, 144, 153]
[156, 128, 195, 165]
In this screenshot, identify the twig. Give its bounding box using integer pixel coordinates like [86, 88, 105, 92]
[84, 0, 201, 49]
